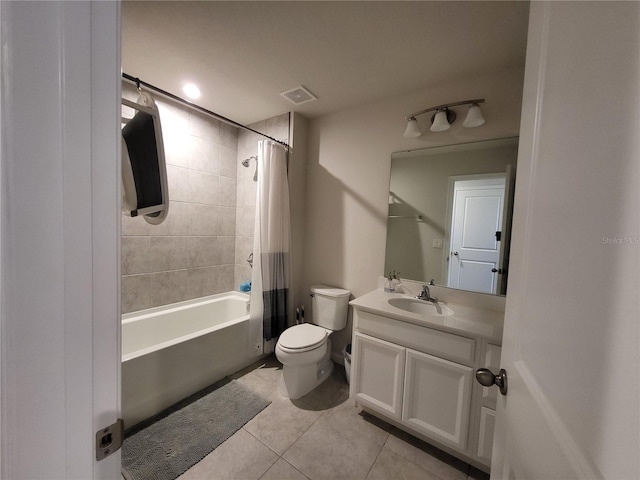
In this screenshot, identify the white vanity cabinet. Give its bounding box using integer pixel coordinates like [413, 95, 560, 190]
[350, 304, 502, 472]
[402, 349, 473, 450]
[352, 333, 405, 419]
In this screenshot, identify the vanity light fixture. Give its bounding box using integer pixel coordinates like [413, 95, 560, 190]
[403, 98, 485, 138]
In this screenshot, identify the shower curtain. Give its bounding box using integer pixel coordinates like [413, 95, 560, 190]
[249, 140, 290, 349]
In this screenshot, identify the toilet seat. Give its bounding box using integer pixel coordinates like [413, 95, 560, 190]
[277, 324, 328, 353]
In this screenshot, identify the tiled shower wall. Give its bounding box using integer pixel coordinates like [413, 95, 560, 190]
[121, 83, 239, 313]
[234, 114, 290, 289]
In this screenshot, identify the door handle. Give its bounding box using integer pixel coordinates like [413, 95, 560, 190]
[452, 251, 459, 256]
[491, 268, 503, 274]
[475, 368, 508, 396]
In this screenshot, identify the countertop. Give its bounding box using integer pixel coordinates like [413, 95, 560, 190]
[350, 288, 504, 342]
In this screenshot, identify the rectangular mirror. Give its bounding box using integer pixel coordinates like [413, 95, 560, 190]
[385, 137, 518, 295]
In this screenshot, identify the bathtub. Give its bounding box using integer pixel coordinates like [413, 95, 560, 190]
[121, 291, 254, 429]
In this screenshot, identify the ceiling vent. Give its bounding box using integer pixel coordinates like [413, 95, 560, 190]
[280, 85, 317, 105]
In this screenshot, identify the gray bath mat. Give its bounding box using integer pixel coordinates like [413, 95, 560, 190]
[121, 378, 271, 480]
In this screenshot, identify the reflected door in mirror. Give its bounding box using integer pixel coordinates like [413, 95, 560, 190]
[446, 175, 505, 294]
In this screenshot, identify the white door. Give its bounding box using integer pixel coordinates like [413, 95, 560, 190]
[491, 2, 639, 479]
[0, 2, 122, 478]
[448, 175, 505, 294]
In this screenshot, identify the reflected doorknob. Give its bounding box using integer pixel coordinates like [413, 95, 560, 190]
[475, 368, 508, 396]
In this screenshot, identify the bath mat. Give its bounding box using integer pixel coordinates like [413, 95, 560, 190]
[121, 378, 271, 480]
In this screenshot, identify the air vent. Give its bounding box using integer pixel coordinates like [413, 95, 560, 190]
[280, 85, 317, 105]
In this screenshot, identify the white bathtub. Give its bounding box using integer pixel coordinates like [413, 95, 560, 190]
[122, 291, 254, 428]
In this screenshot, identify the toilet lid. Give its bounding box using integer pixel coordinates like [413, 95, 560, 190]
[278, 324, 327, 350]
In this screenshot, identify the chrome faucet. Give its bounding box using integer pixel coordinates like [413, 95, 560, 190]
[416, 285, 438, 303]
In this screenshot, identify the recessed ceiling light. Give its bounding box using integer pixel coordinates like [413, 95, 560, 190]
[182, 83, 201, 100]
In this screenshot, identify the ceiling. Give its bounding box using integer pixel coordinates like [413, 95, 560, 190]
[122, 1, 529, 125]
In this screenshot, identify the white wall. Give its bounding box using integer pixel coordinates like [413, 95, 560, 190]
[303, 67, 524, 356]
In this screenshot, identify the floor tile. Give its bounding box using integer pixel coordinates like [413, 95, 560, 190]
[292, 367, 350, 411]
[179, 429, 278, 480]
[232, 368, 279, 399]
[244, 395, 324, 454]
[283, 401, 389, 480]
[171, 354, 483, 480]
[385, 429, 469, 480]
[259, 458, 310, 480]
[366, 445, 436, 480]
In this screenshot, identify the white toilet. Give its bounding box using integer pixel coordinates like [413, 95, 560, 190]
[275, 285, 351, 399]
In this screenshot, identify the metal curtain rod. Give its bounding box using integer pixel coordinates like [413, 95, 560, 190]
[122, 72, 289, 148]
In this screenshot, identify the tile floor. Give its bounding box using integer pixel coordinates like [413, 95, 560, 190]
[178, 355, 489, 480]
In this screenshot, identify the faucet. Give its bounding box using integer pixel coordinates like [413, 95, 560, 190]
[416, 285, 438, 303]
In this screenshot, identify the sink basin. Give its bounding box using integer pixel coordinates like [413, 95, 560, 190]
[388, 297, 453, 317]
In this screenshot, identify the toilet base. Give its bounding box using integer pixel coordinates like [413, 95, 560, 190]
[278, 350, 334, 400]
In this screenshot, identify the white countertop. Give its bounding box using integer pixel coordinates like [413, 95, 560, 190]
[350, 288, 504, 342]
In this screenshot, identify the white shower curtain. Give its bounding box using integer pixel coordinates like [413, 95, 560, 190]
[249, 140, 290, 354]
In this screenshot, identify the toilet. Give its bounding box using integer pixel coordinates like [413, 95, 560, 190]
[275, 285, 351, 399]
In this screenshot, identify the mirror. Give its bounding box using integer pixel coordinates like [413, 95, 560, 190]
[385, 137, 518, 295]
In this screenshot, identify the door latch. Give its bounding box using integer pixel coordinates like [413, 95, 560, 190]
[95, 419, 124, 461]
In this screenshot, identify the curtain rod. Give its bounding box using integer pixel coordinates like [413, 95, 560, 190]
[122, 72, 289, 148]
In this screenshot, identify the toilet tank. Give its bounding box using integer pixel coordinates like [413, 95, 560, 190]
[310, 285, 351, 331]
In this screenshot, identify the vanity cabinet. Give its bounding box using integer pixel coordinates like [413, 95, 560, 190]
[352, 333, 405, 419]
[350, 307, 502, 472]
[403, 349, 473, 450]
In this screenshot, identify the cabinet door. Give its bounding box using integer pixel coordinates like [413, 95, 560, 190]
[481, 343, 502, 409]
[477, 407, 496, 465]
[352, 332, 405, 419]
[402, 349, 473, 451]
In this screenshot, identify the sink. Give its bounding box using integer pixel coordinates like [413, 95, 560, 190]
[388, 297, 453, 317]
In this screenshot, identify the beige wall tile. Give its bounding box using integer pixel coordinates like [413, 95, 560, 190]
[187, 204, 219, 236]
[218, 207, 236, 236]
[189, 170, 219, 205]
[163, 129, 190, 168]
[218, 236, 235, 265]
[219, 122, 239, 149]
[164, 201, 190, 236]
[121, 236, 152, 275]
[219, 145, 237, 178]
[189, 136, 220, 175]
[149, 236, 189, 271]
[167, 164, 190, 202]
[187, 237, 220, 268]
[189, 110, 220, 142]
[265, 113, 290, 142]
[219, 176, 237, 207]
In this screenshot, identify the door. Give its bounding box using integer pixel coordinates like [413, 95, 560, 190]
[448, 175, 505, 294]
[491, 2, 639, 479]
[0, 2, 122, 478]
[352, 333, 405, 419]
[402, 349, 473, 451]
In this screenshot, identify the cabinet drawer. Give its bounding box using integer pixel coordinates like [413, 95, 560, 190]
[355, 310, 475, 365]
